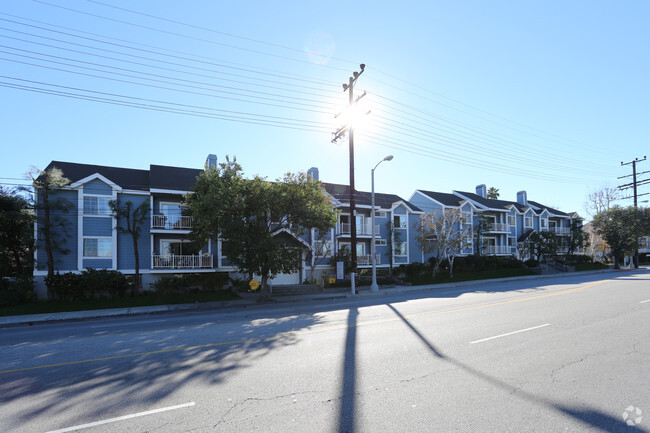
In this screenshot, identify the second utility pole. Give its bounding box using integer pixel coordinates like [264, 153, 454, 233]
[620, 156, 647, 268]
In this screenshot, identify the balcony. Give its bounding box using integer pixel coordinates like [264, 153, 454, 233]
[484, 245, 512, 255]
[152, 214, 192, 230]
[550, 227, 571, 235]
[486, 223, 509, 233]
[152, 254, 213, 269]
[357, 254, 381, 266]
[336, 222, 380, 237]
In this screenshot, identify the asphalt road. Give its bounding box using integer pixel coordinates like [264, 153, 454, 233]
[1, 270, 649, 432]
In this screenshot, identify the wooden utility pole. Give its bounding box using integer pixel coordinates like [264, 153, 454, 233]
[332, 64, 366, 291]
[619, 156, 647, 268]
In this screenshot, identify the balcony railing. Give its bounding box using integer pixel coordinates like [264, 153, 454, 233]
[550, 227, 571, 235]
[486, 223, 509, 232]
[152, 214, 192, 230]
[336, 222, 380, 236]
[152, 254, 213, 269]
[357, 254, 381, 266]
[484, 245, 512, 255]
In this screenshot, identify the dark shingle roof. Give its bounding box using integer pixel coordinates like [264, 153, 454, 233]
[527, 200, 570, 217]
[417, 190, 465, 207]
[454, 190, 527, 212]
[322, 182, 421, 212]
[150, 164, 202, 191]
[42, 161, 150, 190]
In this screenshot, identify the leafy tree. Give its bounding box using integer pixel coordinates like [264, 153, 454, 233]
[416, 209, 472, 278]
[473, 213, 491, 256]
[592, 206, 650, 268]
[487, 187, 500, 200]
[0, 187, 33, 277]
[187, 157, 337, 301]
[564, 218, 588, 259]
[110, 198, 150, 292]
[30, 167, 71, 279]
[528, 231, 558, 266]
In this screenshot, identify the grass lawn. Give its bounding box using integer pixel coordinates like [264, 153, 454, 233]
[403, 268, 538, 286]
[0, 290, 240, 317]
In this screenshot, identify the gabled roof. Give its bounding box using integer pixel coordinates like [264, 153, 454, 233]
[454, 190, 527, 212]
[41, 161, 150, 191]
[322, 182, 422, 212]
[416, 190, 465, 207]
[527, 200, 570, 218]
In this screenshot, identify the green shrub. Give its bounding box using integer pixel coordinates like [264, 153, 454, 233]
[46, 272, 84, 301]
[0, 276, 35, 307]
[80, 269, 131, 298]
[151, 272, 231, 294]
[524, 258, 538, 268]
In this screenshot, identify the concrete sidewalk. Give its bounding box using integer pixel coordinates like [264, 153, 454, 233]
[0, 268, 626, 327]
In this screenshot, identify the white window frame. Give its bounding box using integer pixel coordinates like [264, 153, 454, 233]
[375, 211, 387, 218]
[394, 241, 408, 256]
[313, 240, 333, 257]
[160, 239, 196, 257]
[541, 218, 548, 228]
[508, 237, 516, 247]
[83, 237, 113, 258]
[83, 195, 112, 217]
[462, 211, 472, 225]
[375, 239, 387, 247]
[339, 242, 365, 256]
[508, 215, 516, 226]
[525, 216, 533, 228]
[393, 214, 407, 229]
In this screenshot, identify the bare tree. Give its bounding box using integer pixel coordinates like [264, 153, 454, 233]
[585, 187, 619, 218]
[416, 209, 472, 278]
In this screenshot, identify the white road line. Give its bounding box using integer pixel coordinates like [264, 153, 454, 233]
[90, 319, 167, 328]
[469, 324, 551, 344]
[640, 299, 650, 304]
[44, 402, 195, 433]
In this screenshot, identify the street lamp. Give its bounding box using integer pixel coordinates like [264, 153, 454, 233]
[370, 155, 393, 292]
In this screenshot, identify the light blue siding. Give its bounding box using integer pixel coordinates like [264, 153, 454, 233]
[83, 217, 112, 236]
[116, 194, 151, 271]
[83, 259, 112, 269]
[35, 189, 79, 272]
[83, 178, 112, 195]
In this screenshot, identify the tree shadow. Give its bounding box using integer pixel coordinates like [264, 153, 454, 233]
[0, 313, 325, 432]
[385, 303, 649, 433]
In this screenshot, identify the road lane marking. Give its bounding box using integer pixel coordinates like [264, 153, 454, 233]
[0, 279, 609, 374]
[641, 299, 650, 304]
[44, 402, 195, 433]
[469, 323, 551, 344]
[90, 319, 167, 328]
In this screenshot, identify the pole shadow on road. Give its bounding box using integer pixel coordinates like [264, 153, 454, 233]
[385, 303, 648, 433]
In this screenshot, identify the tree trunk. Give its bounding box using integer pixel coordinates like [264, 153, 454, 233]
[258, 273, 273, 302]
[449, 255, 455, 279]
[42, 188, 55, 280]
[132, 235, 140, 294]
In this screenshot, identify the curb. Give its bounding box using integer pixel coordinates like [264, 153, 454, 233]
[0, 268, 638, 327]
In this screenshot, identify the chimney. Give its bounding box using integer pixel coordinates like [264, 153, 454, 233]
[307, 167, 319, 181]
[476, 184, 487, 199]
[517, 191, 528, 206]
[206, 154, 217, 169]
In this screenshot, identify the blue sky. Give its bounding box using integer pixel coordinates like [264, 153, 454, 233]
[1, 0, 648, 219]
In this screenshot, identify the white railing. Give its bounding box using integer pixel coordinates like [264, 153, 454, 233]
[550, 227, 571, 235]
[152, 254, 213, 269]
[336, 222, 380, 236]
[152, 214, 192, 230]
[357, 254, 381, 266]
[484, 245, 512, 255]
[487, 223, 509, 232]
